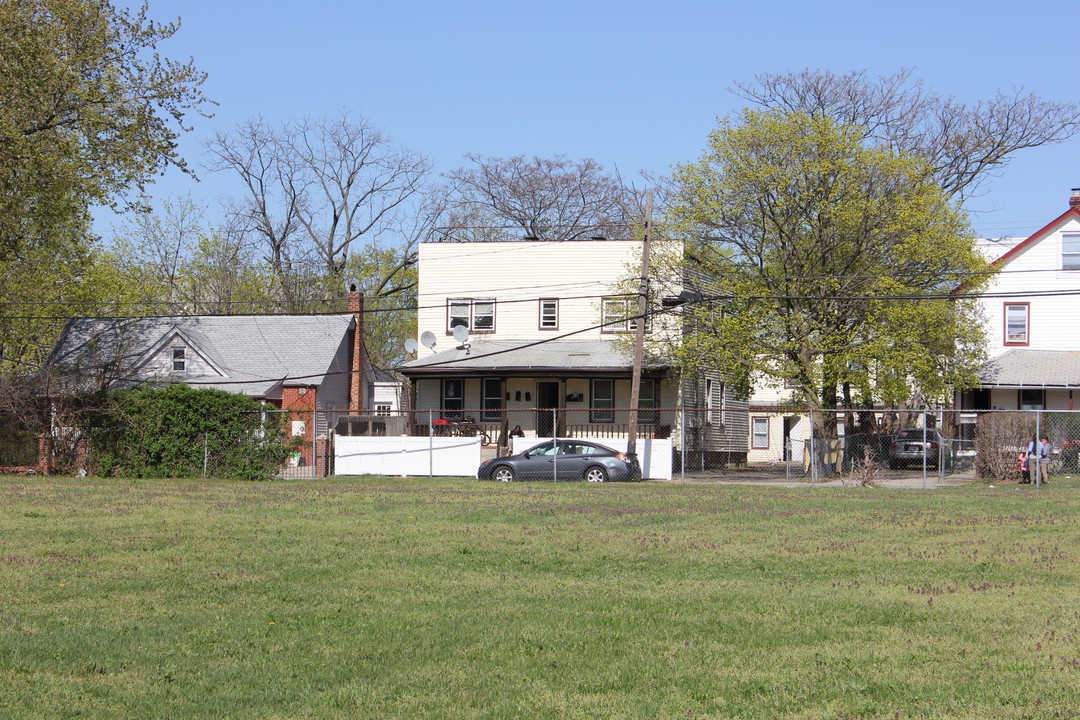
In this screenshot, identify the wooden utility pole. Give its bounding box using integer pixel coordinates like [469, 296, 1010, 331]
[627, 191, 653, 457]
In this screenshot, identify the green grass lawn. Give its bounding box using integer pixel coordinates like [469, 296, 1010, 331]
[2, 476, 1078, 719]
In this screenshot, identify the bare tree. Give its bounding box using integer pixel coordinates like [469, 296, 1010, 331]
[206, 118, 310, 310]
[206, 112, 432, 310]
[732, 68, 1080, 203]
[441, 154, 645, 241]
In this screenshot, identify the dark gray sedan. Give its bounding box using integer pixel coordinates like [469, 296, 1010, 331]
[477, 440, 642, 482]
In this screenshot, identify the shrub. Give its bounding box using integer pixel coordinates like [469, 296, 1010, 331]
[87, 385, 292, 480]
[974, 412, 1035, 482]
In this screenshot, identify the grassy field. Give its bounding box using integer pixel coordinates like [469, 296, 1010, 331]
[1, 476, 1079, 719]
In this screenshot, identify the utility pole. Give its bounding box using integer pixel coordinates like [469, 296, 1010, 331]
[627, 191, 653, 457]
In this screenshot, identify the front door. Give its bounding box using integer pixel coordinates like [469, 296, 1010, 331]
[536, 381, 560, 437]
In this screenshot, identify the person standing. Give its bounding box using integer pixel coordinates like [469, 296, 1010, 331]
[1039, 435, 1052, 485]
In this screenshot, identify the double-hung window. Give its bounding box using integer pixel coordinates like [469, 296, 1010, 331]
[705, 378, 724, 425]
[1004, 303, 1029, 346]
[1063, 233, 1080, 270]
[172, 348, 186, 372]
[482, 378, 502, 422]
[752, 417, 769, 449]
[442, 378, 463, 413]
[539, 299, 558, 330]
[639, 378, 659, 425]
[601, 297, 647, 333]
[447, 298, 495, 333]
[590, 379, 614, 423]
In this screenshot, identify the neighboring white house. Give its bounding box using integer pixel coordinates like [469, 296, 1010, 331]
[745, 380, 812, 465]
[399, 239, 748, 465]
[956, 189, 1080, 417]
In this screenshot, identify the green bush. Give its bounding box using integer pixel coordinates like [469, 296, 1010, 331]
[87, 385, 292, 480]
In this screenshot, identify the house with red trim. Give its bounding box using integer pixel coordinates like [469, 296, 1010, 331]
[956, 189, 1080, 419]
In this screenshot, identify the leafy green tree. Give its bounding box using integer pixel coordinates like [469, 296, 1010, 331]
[0, 0, 211, 369]
[664, 110, 990, 437]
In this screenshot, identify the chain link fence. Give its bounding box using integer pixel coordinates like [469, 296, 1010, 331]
[24, 404, 1080, 486]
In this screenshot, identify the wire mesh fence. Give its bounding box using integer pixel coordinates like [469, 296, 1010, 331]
[25, 404, 1080, 486]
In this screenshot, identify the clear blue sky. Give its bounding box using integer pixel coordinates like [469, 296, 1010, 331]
[102, 0, 1080, 241]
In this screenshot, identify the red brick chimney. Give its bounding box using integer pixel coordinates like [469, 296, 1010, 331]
[1071, 188, 1080, 210]
[347, 283, 364, 414]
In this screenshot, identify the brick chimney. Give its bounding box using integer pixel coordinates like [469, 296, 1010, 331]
[1071, 188, 1080, 210]
[347, 283, 364, 414]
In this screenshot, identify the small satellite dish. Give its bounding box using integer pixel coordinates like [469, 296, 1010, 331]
[404, 338, 418, 354]
[420, 331, 437, 349]
[452, 325, 470, 344]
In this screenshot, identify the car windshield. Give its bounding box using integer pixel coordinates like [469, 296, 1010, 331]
[898, 430, 934, 440]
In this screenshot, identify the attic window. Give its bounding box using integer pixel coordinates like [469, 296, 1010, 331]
[172, 348, 186, 372]
[1063, 233, 1080, 270]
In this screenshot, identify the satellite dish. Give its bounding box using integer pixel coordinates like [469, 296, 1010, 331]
[452, 325, 470, 344]
[420, 331, 437, 349]
[404, 338, 418, 354]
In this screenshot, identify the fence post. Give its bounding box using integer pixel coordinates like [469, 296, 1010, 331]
[552, 408, 559, 483]
[428, 409, 434, 481]
[922, 410, 928, 490]
[785, 438, 790, 484]
[809, 409, 817, 484]
[1035, 410, 1042, 487]
[203, 434, 208, 479]
[680, 407, 686, 485]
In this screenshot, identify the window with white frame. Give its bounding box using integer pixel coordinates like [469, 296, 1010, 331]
[705, 378, 723, 425]
[590, 379, 614, 423]
[539, 299, 558, 330]
[375, 404, 391, 416]
[601, 297, 647, 333]
[482, 378, 502, 422]
[172, 347, 186, 372]
[447, 298, 495, 333]
[751, 417, 769, 449]
[1004, 303, 1029, 345]
[1063, 232, 1080, 270]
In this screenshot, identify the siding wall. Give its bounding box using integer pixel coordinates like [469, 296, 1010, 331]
[417, 240, 664, 350]
[979, 215, 1080, 357]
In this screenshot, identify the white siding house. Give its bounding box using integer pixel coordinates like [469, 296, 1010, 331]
[958, 191, 1080, 414]
[401, 240, 748, 464]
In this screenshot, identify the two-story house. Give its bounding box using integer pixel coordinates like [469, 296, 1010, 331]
[957, 189, 1080, 417]
[398, 239, 748, 466]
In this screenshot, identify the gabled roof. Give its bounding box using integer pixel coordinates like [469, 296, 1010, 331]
[987, 207, 1080, 270]
[48, 314, 355, 397]
[400, 338, 667, 377]
[979, 349, 1080, 388]
[953, 207, 1080, 295]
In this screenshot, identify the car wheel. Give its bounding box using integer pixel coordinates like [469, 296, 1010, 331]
[584, 466, 608, 483]
[492, 465, 515, 483]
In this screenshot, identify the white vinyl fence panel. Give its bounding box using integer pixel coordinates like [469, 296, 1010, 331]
[335, 436, 481, 477]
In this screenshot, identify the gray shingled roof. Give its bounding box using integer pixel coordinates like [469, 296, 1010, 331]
[979, 349, 1080, 388]
[48, 314, 354, 397]
[400, 338, 666, 376]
